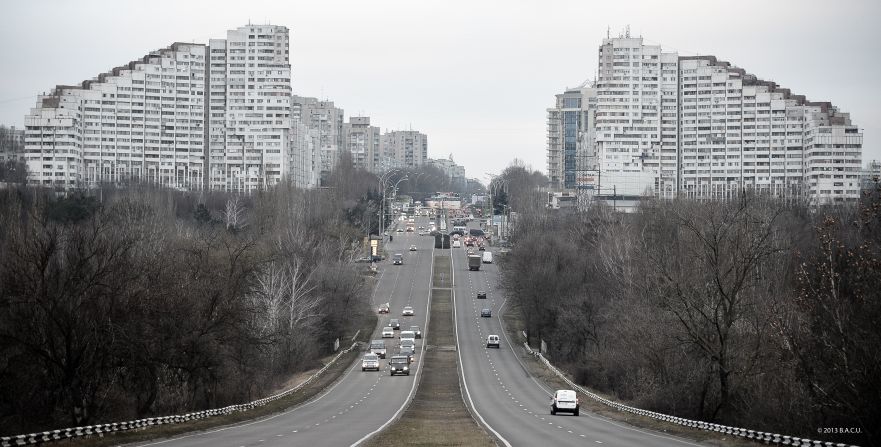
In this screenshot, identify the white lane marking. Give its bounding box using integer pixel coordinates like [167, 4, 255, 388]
[350, 243, 436, 446]
[447, 249, 513, 447]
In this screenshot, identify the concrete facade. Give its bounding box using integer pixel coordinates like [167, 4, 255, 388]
[381, 130, 427, 169]
[548, 35, 864, 205]
[291, 95, 343, 178]
[24, 25, 294, 192]
[342, 116, 381, 172]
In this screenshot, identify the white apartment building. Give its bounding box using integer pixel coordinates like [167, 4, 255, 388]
[289, 120, 320, 189]
[342, 116, 381, 172]
[381, 130, 427, 169]
[25, 42, 209, 189]
[24, 24, 294, 192]
[207, 25, 292, 192]
[291, 96, 343, 178]
[427, 156, 466, 180]
[580, 35, 863, 204]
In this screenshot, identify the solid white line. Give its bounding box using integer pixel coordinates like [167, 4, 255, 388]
[349, 241, 435, 447]
[451, 248, 513, 447]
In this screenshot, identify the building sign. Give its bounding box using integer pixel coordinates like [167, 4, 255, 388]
[575, 170, 598, 190]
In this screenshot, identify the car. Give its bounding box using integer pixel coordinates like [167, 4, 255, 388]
[482, 252, 493, 264]
[408, 325, 422, 339]
[399, 331, 416, 345]
[477, 291, 486, 299]
[382, 326, 395, 338]
[402, 306, 414, 316]
[452, 240, 461, 248]
[486, 334, 500, 348]
[378, 302, 390, 313]
[396, 228, 404, 233]
[409, 245, 417, 251]
[362, 353, 380, 371]
[478, 245, 486, 251]
[389, 355, 410, 376]
[418, 226, 425, 230]
[551, 389, 580, 416]
[398, 345, 415, 363]
[406, 227, 414, 232]
[369, 339, 387, 358]
[481, 308, 492, 318]
[392, 253, 404, 265]
[389, 318, 401, 330]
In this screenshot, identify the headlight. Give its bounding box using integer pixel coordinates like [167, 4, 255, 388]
[403, 367, 408, 370]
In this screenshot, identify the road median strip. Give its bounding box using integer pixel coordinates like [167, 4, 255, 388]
[365, 255, 494, 447]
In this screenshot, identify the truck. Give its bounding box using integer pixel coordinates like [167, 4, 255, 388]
[468, 254, 482, 271]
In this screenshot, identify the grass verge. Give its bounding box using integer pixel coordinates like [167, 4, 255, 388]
[365, 256, 494, 447]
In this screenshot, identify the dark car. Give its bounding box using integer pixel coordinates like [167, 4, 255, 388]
[481, 308, 492, 317]
[389, 355, 410, 376]
[477, 291, 487, 299]
[398, 345, 415, 363]
[389, 318, 401, 330]
[409, 325, 422, 339]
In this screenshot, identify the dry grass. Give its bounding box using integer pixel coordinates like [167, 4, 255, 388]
[365, 256, 495, 447]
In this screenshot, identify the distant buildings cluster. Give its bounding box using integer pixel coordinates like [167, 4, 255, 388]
[548, 34, 869, 205]
[17, 24, 433, 191]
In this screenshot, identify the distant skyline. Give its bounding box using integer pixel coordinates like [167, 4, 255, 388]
[1, 0, 878, 181]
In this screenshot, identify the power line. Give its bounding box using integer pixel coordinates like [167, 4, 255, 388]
[0, 95, 35, 105]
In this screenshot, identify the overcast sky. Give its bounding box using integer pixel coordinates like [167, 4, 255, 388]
[1, 0, 878, 181]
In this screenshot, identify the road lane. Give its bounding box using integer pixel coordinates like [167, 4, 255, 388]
[134, 217, 436, 447]
[451, 220, 708, 447]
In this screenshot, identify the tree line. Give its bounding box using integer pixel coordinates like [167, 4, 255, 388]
[0, 162, 389, 435]
[498, 175, 880, 445]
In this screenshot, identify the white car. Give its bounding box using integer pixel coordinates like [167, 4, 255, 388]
[452, 240, 461, 248]
[382, 326, 395, 338]
[362, 353, 380, 371]
[486, 334, 500, 348]
[399, 331, 416, 345]
[402, 306, 414, 316]
[550, 389, 579, 416]
[409, 245, 417, 251]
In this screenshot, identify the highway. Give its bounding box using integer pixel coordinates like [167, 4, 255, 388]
[451, 221, 707, 447]
[133, 217, 435, 447]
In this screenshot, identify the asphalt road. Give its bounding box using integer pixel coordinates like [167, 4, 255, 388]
[451, 221, 708, 447]
[133, 216, 436, 447]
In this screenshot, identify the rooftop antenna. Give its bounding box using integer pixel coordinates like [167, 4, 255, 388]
[625, 25, 631, 38]
[606, 26, 610, 39]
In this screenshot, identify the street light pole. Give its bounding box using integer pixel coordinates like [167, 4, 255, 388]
[378, 169, 401, 239]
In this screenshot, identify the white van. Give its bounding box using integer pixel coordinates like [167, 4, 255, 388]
[550, 389, 579, 416]
[486, 334, 500, 348]
[482, 251, 493, 264]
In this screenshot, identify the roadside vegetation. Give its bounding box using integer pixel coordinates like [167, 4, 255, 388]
[0, 152, 476, 437]
[494, 164, 880, 446]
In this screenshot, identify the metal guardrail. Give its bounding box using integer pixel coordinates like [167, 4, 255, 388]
[521, 342, 859, 447]
[1, 342, 360, 447]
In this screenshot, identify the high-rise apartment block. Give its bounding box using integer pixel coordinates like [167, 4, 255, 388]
[550, 35, 863, 205]
[207, 25, 292, 192]
[23, 24, 306, 191]
[291, 96, 343, 179]
[546, 87, 597, 190]
[342, 116, 381, 171]
[381, 130, 427, 169]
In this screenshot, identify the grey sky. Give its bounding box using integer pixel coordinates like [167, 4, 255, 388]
[1, 0, 878, 181]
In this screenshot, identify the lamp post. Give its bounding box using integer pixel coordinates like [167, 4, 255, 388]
[378, 169, 401, 239]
